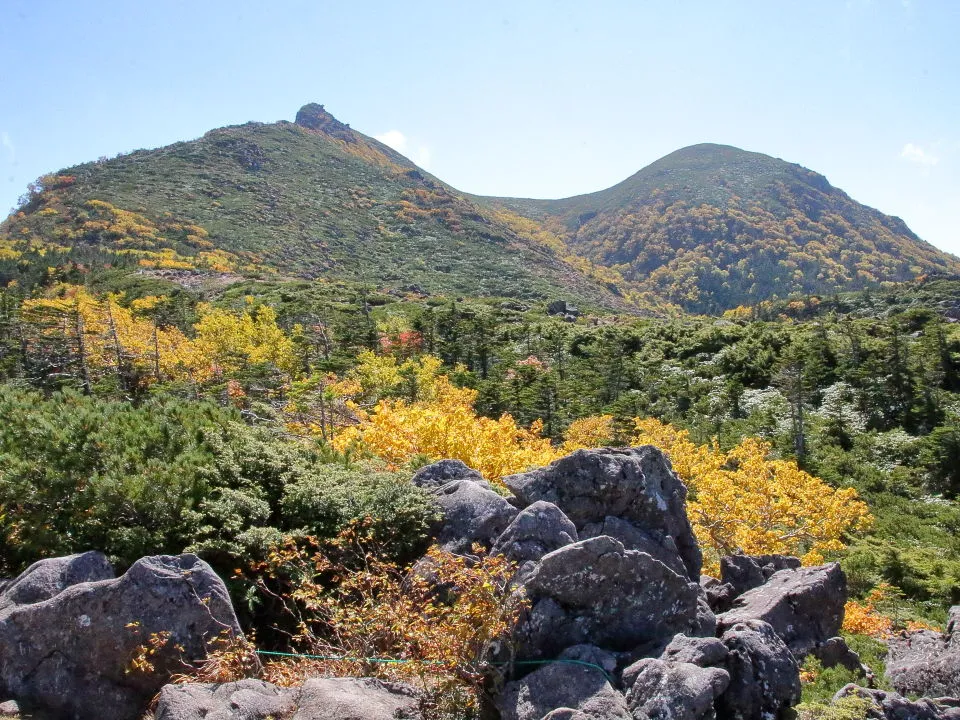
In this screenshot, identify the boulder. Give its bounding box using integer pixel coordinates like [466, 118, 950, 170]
[659, 634, 729, 668]
[717, 620, 801, 720]
[695, 586, 719, 638]
[833, 684, 960, 720]
[580, 515, 687, 576]
[496, 648, 630, 720]
[813, 636, 871, 678]
[540, 711, 591, 720]
[887, 608, 960, 697]
[154, 679, 295, 719]
[623, 658, 730, 720]
[411, 459, 485, 489]
[514, 536, 702, 659]
[0, 554, 244, 720]
[0, 551, 114, 612]
[492, 501, 578, 563]
[294, 677, 422, 720]
[155, 677, 422, 720]
[717, 563, 846, 658]
[0, 701, 19, 717]
[719, 554, 801, 599]
[503, 447, 702, 579]
[700, 575, 736, 614]
[434, 478, 518, 554]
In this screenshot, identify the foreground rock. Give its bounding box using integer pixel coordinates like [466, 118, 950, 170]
[411, 458, 484, 489]
[834, 684, 960, 720]
[513, 535, 704, 658]
[433, 477, 518, 554]
[0, 550, 114, 612]
[626, 659, 729, 720]
[503, 446, 702, 579]
[719, 554, 801, 599]
[154, 679, 294, 719]
[496, 646, 629, 720]
[0, 554, 244, 720]
[492, 500, 578, 563]
[887, 606, 960, 697]
[717, 620, 801, 720]
[717, 563, 846, 658]
[155, 677, 422, 720]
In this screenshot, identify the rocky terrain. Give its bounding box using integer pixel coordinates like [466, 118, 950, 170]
[2, 447, 958, 719]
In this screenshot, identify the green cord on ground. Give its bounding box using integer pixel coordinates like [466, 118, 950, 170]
[253, 650, 616, 685]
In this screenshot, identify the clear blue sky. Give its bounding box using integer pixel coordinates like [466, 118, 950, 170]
[2, 0, 958, 255]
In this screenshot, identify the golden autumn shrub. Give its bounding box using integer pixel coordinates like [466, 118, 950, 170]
[561, 414, 615, 452]
[841, 584, 896, 639]
[333, 372, 559, 481]
[631, 417, 873, 575]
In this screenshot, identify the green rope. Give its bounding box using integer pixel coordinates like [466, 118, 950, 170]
[253, 649, 615, 684]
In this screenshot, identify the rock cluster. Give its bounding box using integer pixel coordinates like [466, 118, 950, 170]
[424, 447, 834, 719]
[4, 447, 960, 720]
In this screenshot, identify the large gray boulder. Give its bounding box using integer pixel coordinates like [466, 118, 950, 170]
[719, 554, 801, 599]
[496, 646, 630, 720]
[580, 515, 688, 577]
[154, 677, 422, 720]
[294, 677, 422, 720]
[833, 684, 960, 720]
[717, 563, 846, 659]
[658, 634, 729, 668]
[887, 606, 960, 697]
[623, 658, 730, 720]
[717, 620, 801, 720]
[154, 679, 295, 720]
[0, 551, 114, 612]
[492, 500, 578, 563]
[503, 446, 702, 579]
[434, 478, 519, 554]
[513, 536, 702, 659]
[412, 458, 484, 489]
[0, 554, 244, 720]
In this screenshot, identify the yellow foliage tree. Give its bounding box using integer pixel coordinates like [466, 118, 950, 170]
[21, 286, 201, 386]
[20, 288, 303, 390]
[348, 351, 444, 404]
[561, 414, 615, 453]
[333, 373, 559, 481]
[631, 417, 873, 575]
[192, 300, 301, 382]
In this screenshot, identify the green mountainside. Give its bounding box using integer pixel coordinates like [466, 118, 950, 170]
[486, 143, 960, 312]
[0, 104, 629, 311]
[3, 107, 958, 313]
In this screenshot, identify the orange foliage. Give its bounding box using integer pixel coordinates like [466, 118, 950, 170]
[631, 418, 873, 575]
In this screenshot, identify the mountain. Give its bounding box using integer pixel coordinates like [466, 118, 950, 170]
[3, 107, 958, 314]
[484, 143, 960, 312]
[0, 104, 630, 311]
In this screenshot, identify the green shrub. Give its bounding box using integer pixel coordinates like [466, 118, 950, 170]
[0, 386, 437, 574]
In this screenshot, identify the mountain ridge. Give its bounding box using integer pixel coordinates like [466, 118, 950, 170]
[2, 104, 957, 313]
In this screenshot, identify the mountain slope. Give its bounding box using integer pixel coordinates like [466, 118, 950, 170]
[0, 104, 630, 310]
[484, 143, 960, 313]
[4, 109, 958, 315]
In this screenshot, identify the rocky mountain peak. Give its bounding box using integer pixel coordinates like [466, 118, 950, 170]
[294, 103, 355, 142]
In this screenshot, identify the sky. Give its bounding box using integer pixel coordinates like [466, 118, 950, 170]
[1, 0, 958, 255]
